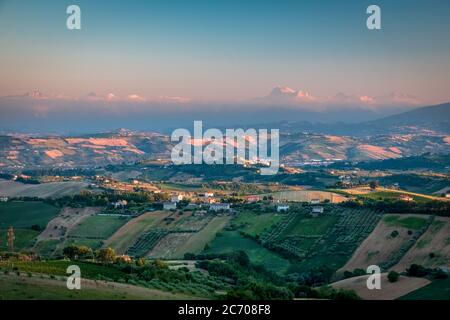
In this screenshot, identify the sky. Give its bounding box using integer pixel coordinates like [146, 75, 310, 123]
[0, 0, 450, 132]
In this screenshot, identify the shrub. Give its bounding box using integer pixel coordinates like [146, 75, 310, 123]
[390, 230, 399, 238]
[63, 244, 94, 260]
[30, 224, 43, 231]
[316, 286, 360, 300]
[387, 271, 399, 283]
[96, 247, 116, 264]
[406, 264, 428, 277]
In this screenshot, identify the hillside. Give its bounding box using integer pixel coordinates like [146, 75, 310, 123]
[0, 131, 172, 169]
[339, 214, 432, 273]
[0, 130, 449, 170]
[366, 102, 450, 135]
[0, 273, 198, 300]
[331, 273, 430, 300]
[392, 216, 450, 271]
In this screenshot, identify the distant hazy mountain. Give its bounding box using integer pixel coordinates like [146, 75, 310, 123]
[364, 102, 450, 134]
[0, 88, 421, 134]
[245, 102, 450, 136]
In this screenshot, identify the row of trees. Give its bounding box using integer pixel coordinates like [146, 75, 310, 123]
[62, 245, 116, 264]
[45, 190, 169, 208]
[341, 199, 450, 216]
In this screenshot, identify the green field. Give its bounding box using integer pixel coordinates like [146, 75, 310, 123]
[203, 231, 292, 274]
[360, 191, 431, 203]
[399, 278, 450, 300]
[0, 228, 40, 251]
[233, 212, 283, 237]
[0, 260, 221, 299]
[281, 214, 339, 237]
[32, 239, 60, 256]
[383, 215, 429, 230]
[0, 201, 60, 229]
[63, 238, 104, 249]
[0, 260, 126, 280]
[0, 276, 133, 300]
[0, 274, 196, 300]
[68, 215, 130, 240]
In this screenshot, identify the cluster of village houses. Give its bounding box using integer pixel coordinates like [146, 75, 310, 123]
[157, 192, 328, 216]
[3, 175, 448, 218]
[161, 192, 232, 212]
[152, 189, 434, 217]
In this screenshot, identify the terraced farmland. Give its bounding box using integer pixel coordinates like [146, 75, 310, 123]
[127, 229, 169, 257]
[249, 205, 383, 272]
[259, 206, 339, 259]
[168, 216, 230, 258]
[147, 232, 193, 259]
[294, 207, 382, 272]
[105, 211, 170, 254]
[172, 214, 213, 232]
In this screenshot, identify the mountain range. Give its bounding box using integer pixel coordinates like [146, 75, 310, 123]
[246, 102, 450, 136]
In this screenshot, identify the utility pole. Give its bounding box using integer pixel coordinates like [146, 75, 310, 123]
[7, 226, 15, 252]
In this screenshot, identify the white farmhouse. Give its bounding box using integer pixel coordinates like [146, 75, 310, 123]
[171, 194, 184, 203]
[209, 203, 231, 212]
[113, 200, 128, 209]
[277, 204, 289, 212]
[311, 206, 324, 217]
[163, 202, 177, 210]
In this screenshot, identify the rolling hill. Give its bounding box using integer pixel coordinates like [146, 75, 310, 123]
[0, 131, 448, 170]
